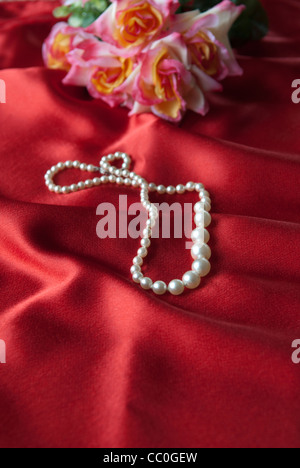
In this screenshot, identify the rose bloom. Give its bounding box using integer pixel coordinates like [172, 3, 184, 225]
[173, 0, 245, 83]
[130, 33, 215, 122]
[63, 39, 139, 108]
[87, 0, 179, 51]
[42, 22, 95, 71]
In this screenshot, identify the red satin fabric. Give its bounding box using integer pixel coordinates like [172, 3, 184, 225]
[0, 1, 300, 449]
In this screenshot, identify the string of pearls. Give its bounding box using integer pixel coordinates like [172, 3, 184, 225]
[44, 152, 212, 296]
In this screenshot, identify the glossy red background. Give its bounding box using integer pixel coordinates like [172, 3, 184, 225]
[0, 0, 300, 448]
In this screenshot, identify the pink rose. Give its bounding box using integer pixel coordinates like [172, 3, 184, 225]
[42, 22, 95, 71]
[87, 0, 179, 51]
[172, 0, 245, 83]
[63, 39, 139, 108]
[130, 33, 210, 122]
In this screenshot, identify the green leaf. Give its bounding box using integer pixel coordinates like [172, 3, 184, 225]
[181, 0, 220, 11]
[91, 0, 109, 9]
[63, 0, 109, 27]
[229, 0, 269, 46]
[68, 12, 84, 27]
[81, 10, 101, 28]
[53, 6, 71, 18]
[69, 1, 83, 11]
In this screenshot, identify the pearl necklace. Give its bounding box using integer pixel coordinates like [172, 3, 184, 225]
[44, 152, 212, 296]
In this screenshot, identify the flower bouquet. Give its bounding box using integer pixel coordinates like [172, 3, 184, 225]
[43, 0, 268, 122]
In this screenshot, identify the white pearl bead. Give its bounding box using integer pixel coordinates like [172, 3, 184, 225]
[143, 228, 151, 238]
[84, 179, 93, 188]
[54, 186, 62, 193]
[77, 182, 85, 190]
[152, 281, 167, 295]
[195, 183, 204, 192]
[168, 279, 184, 295]
[101, 161, 109, 170]
[191, 243, 204, 259]
[132, 272, 143, 283]
[200, 197, 211, 211]
[191, 243, 211, 260]
[48, 184, 55, 192]
[192, 228, 210, 245]
[70, 184, 78, 192]
[192, 258, 211, 277]
[194, 201, 204, 213]
[201, 196, 211, 204]
[132, 180, 139, 188]
[61, 186, 70, 194]
[194, 213, 211, 230]
[66, 161, 73, 168]
[166, 186, 176, 194]
[186, 182, 195, 191]
[137, 247, 148, 258]
[182, 271, 201, 289]
[143, 201, 151, 210]
[176, 184, 185, 194]
[140, 277, 153, 290]
[73, 161, 80, 168]
[100, 176, 108, 184]
[203, 211, 211, 227]
[131, 265, 141, 274]
[133, 256, 143, 266]
[200, 190, 210, 198]
[57, 162, 65, 170]
[203, 229, 210, 243]
[157, 185, 166, 194]
[191, 228, 204, 244]
[149, 183, 156, 192]
[116, 177, 124, 185]
[109, 175, 116, 183]
[141, 238, 150, 248]
[194, 212, 204, 227]
[124, 178, 132, 186]
[87, 164, 95, 172]
[203, 201, 211, 212]
[80, 163, 87, 171]
[93, 178, 101, 186]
